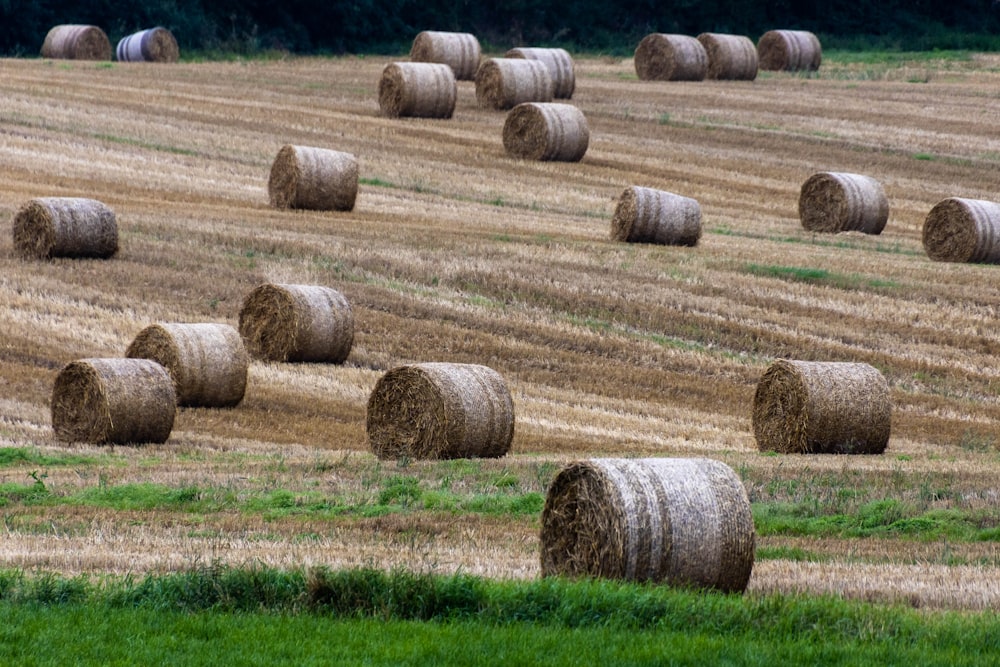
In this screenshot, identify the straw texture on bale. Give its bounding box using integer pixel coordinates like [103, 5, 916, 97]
[540, 457, 755, 593]
[409, 30, 481, 80]
[366, 363, 514, 460]
[505, 47, 576, 99]
[922, 198, 1000, 264]
[610, 186, 702, 246]
[40, 24, 112, 60]
[12, 197, 118, 260]
[798, 171, 889, 234]
[752, 360, 891, 455]
[502, 102, 589, 162]
[696, 33, 758, 80]
[115, 27, 179, 62]
[378, 62, 457, 119]
[757, 30, 822, 71]
[51, 358, 176, 444]
[633, 34, 707, 81]
[268, 145, 359, 211]
[475, 58, 553, 110]
[126, 323, 249, 408]
[238, 284, 353, 363]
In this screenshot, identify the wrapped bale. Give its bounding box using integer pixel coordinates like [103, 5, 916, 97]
[502, 102, 589, 162]
[12, 197, 118, 260]
[798, 171, 889, 235]
[238, 283, 353, 363]
[40, 24, 112, 60]
[126, 323, 249, 408]
[610, 186, 702, 246]
[633, 33, 707, 82]
[475, 58, 553, 111]
[540, 457, 755, 593]
[922, 198, 1000, 264]
[115, 27, 179, 63]
[378, 62, 457, 119]
[366, 362, 514, 460]
[757, 30, 822, 72]
[505, 47, 576, 99]
[409, 30, 481, 81]
[696, 33, 758, 81]
[752, 359, 891, 454]
[268, 145, 359, 211]
[51, 358, 176, 444]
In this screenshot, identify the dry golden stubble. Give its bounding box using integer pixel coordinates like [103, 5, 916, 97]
[366, 362, 515, 460]
[377, 62, 457, 118]
[922, 197, 1000, 264]
[40, 24, 112, 60]
[51, 358, 176, 444]
[268, 144, 359, 211]
[502, 102, 589, 161]
[752, 359, 891, 454]
[408, 30, 482, 81]
[505, 47, 576, 99]
[757, 30, 822, 72]
[475, 58, 553, 111]
[798, 171, 889, 234]
[238, 284, 354, 363]
[696, 33, 759, 81]
[126, 322, 249, 408]
[610, 185, 702, 246]
[115, 27, 179, 63]
[633, 33, 708, 81]
[12, 197, 118, 260]
[540, 458, 755, 593]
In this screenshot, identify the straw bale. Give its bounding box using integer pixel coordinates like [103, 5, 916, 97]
[540, 457, 755, 593]
[505, 47, 576, 99]
[238, 283, 353, 363]
[757, 30, 822, 71]
[409, 30, 481, 80]
[40, 24, 112, 60]
[366, 362, 514, 460]
[697, 33, 758, 80]
[115, 27, 180, 63]
[475, 58, 553, 111]
[922, 197, 1000, 264]
[51, 358, 175, 444]
[610, 186, 702, 246]
[378, 62, 457, 119]
[633, 34, 707, 81]
[126, 323, 249, 408]
[268, 145, 358, 211]
[502, 102, 589, 162]
[12, 197, 118, 260]
[798, 171, 889, 234]
[752, 359, 891, 454]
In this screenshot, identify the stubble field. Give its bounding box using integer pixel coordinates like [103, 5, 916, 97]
[1, 51, 999, 611]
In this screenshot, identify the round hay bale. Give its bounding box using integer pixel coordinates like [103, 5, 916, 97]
[126, 323, 249, 408]
[378, 62, 457, 119]
[502, 102, 589, 162]
[475, 58, 554, 111]
[798, 171, 889, 235]
[540, 457, 755, 593]
[238, 283, 353, 363]
[51, 358, 176, 444]
[610, 186, 702, 246]
[40, 24, 112, 60]
[633, 33, 708, 82]
[696, 33, 758, 81]
[922, 197, 1000, 264]
[757, 30, 822, 71]
[268, 145, 359, 212]
[408, 30, 481, 81]
[115, 27, 179, 63]
[752, 359, 891, 455]
[505, 47, 576, 99]
[366, 362, 514, 460]
[12, 197, 118, 260]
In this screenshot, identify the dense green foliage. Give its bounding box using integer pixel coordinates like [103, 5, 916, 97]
[2, 1, 1000, 56]
[1, 566, 1000, 665]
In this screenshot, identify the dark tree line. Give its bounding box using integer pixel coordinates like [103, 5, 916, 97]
[1, 0, 999, 56]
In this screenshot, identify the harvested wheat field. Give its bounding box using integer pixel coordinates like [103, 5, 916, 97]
[1, 52, 1000, 612]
